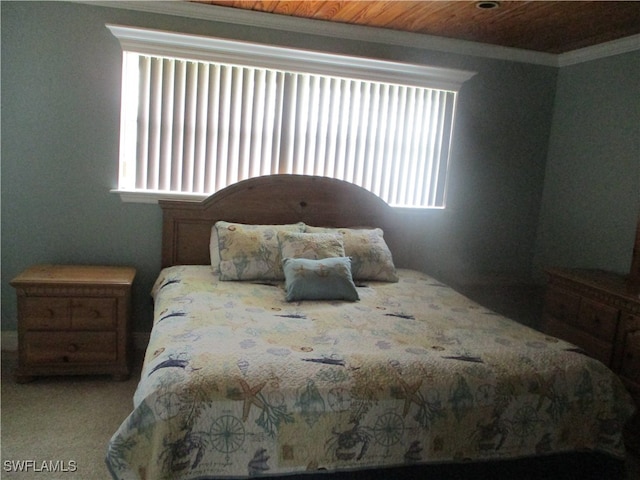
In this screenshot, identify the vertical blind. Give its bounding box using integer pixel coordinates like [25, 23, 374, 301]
[118, 52, 458, 208]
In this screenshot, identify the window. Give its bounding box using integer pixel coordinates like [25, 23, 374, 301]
[109, 25, 474, 208]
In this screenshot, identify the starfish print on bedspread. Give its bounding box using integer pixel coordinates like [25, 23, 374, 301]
[228, 379, 267, 422]
[391, 377, 445, 429]
[395, 378, 423, 417]
[227, 379, 293, 437]
[529, 372, 568, 421]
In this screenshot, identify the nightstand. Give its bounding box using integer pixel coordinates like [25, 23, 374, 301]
[10, 265, 136, 382]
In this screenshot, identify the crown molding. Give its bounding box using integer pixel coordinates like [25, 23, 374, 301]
[557, 34, 640, 67]
[80, 1, 639, 67]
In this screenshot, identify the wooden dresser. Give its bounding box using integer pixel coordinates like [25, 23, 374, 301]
[11, 265, 136, 382]
[542, 268, 640, 452]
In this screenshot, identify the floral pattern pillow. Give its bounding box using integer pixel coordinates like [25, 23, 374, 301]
[305, 226, 399, 282]
[278, 231, 345, 260]
[215, 221, 305, 280]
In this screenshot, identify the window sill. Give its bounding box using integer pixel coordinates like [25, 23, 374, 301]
[112, 189, 208, 204]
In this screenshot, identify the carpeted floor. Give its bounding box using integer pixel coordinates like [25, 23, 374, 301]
[1, 350, 141, 480]
[1, 349, 638, 480]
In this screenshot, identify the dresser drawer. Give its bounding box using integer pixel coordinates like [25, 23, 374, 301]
[620, 329, 640, 385]
[575, 298, 619, 342]
[71, 298, 116, 330]
[543, 316, 613, 366]
[544, 289, 580, 322]
[22, 298, 70, 329]
[24, 331, 117, 364]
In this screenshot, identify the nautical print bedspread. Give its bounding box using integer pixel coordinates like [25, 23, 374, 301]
[106, 266, 635, 479]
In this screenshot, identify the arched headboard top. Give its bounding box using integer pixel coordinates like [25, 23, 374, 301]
[160, 174, 402, 267]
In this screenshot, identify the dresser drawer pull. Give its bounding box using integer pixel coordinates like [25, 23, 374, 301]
[46, 308, 55, 318]
[67, 343, 79, 353]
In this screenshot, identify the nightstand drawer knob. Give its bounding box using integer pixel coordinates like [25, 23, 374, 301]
[67, 343, 79, 353]
[46, 308, 55, 318]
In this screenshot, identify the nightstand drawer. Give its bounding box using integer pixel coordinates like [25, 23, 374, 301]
[22, 297, 116, 331]
[71, 298, 116, 330]
[23, 298, 70, 330]
[24, 331, 117, 364]
[576, 298, 619, 342]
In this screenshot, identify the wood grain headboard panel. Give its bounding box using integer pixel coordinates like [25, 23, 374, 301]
[160, 174, 402, 268]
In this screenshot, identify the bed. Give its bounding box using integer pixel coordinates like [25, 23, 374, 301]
[106, 174, 635, 480]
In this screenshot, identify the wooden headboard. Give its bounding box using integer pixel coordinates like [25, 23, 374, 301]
[160, 174, 403, 268]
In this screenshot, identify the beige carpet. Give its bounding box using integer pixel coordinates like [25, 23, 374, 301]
[1, 350, 141, 480]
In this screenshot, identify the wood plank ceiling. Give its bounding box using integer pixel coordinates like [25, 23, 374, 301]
[191, 1, 640, 54]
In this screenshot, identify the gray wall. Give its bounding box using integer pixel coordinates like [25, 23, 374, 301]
[2, 1, 560, 333]
[533, 50, 640, 278]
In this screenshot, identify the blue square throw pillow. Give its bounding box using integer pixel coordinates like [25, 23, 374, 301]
[282, 257, 359, 302]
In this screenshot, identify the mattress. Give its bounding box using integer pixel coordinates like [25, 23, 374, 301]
[106, 265, 635, 479]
